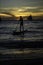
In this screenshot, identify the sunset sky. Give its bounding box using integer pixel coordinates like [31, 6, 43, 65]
[0, 0, 43, 17]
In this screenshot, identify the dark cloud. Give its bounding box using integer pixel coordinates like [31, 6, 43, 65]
[0, 12, 15, 17]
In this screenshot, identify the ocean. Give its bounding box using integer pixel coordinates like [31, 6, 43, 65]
[0, 20, 43, 62]
[0, 20, 43, 41]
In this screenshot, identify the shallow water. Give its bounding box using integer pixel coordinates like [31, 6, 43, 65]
[0, 20, 43, 60]
[0, 47, 43, 60]
[0, 20, 43, 41]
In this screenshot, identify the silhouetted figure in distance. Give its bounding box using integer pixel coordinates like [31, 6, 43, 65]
[27, 15, 32, 21]
[19, 16, 24, 34]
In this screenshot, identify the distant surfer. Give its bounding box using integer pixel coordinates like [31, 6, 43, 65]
[19, 16, 24, 33]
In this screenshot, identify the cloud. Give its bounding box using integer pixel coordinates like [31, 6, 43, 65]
[0, 8, 20, 13]
[17, 6, 43, 13]
[0, 12, 15, 17]
[0, 6, 43, 13]
[0, 0, 43, 8]
[0, 6, 43, 17]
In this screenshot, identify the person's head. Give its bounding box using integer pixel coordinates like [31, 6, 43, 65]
[20, 16, 22, 18]
[20, 16, 23, 20]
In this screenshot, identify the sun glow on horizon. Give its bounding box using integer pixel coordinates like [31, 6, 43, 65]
[0, 6, 43, 18]
[11, 11, 43, 17]
[0, 12, 43, 18]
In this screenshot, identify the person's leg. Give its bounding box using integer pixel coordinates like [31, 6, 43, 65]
[22, 25, 24, 31]
[20, 24, 21, 32]
[22, 25, 24, 35]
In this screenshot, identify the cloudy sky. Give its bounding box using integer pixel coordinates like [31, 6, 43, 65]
[0, 0, 43, 17]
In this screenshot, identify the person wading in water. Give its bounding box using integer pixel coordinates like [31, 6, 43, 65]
[19, 16, 24, 35]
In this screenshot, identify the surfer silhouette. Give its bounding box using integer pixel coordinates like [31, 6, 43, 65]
[19, 16, 24, 33]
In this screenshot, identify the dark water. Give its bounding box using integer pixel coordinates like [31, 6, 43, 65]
[0, 20, 43, 60]
[0, 20, 43, 41]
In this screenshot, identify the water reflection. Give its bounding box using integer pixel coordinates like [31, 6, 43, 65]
[19, 34, 24, 50]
